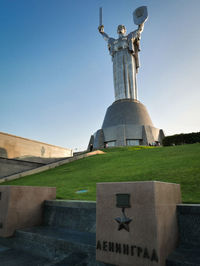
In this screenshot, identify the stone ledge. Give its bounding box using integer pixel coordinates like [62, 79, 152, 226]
[45, 200, 96, 209]
[177, 204, 200, 214]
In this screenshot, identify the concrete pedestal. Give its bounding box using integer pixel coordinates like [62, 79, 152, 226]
[96, 181, 181, 266]
[88, 100, 164, 149]
[0, 186, 56, 237]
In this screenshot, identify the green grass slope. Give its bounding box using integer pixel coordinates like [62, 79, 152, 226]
[2, 144, 200, 203]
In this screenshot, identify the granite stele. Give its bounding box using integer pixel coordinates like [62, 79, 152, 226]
[88, 6, 164, 149]
[96, 181, 182, 266]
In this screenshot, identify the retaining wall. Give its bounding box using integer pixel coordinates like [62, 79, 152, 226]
[0, 132, 73, 159]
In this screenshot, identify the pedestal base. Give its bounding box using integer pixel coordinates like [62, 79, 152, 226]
[88, 100, 164, 149]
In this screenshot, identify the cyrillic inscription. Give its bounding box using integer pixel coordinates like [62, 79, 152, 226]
[96, 240, 159, 262]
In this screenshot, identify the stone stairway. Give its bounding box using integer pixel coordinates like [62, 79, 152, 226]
[0, 245, 51, 266]
[0, 200, 111, 266]
[1, 201, 199, 265]
[0, 150, 105, 184]
[166, 204, 200, 266]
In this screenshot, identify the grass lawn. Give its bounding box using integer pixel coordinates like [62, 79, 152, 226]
[1, 143, 200, 203]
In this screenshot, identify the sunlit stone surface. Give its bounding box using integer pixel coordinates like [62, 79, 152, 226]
[96, 181, 182, 266]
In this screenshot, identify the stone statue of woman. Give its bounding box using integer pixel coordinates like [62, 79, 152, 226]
[98, 6, 148, 101]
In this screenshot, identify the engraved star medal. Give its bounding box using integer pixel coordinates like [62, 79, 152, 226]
[115, 194, 132, 232]
[115, 208, 132, 232]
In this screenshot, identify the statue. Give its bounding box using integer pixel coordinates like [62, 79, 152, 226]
[98, 6, 148, 101]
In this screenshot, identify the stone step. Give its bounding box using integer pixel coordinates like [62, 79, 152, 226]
[166, 204, 200, 266]
[9, 225, 111, 265]
[14, 226, 96, 260]
[0, 245, 51, 266]
[43, 200, 96, 233]
[0, 240, 98, 266]
[2, 225, 99, 265]
[166, 245, 200, 266]
[0, 245, 92, 266]
[0, 200, 111, 265]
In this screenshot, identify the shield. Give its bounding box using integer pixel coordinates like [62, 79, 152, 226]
[133, 6, 148, 25]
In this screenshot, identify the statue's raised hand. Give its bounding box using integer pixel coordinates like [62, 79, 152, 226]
[98, 25, 104, 33]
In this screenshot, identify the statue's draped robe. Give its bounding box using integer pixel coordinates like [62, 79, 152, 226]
[105, 31, 140, 101]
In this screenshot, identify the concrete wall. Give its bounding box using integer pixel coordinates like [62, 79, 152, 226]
[0, 132, 73, 159]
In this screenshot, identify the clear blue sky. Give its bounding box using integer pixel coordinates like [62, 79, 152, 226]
[1, 0, 200, 151]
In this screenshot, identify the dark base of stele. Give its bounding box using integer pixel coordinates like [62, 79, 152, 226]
[88, 99, 165, 149]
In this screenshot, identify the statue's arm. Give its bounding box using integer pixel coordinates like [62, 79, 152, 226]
[136, 23, 144, 40]
[128, 23, 144, 40]
[127, 23, 145, 71]
[128, 23, 144, 52]
[98, 25, 110, 42]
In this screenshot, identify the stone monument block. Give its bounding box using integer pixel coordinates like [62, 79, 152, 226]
[96, 181, 181, 266]
[0, 186, 56, 237]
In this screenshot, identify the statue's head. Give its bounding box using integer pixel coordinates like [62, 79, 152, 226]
[117, 25, 126, 36]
